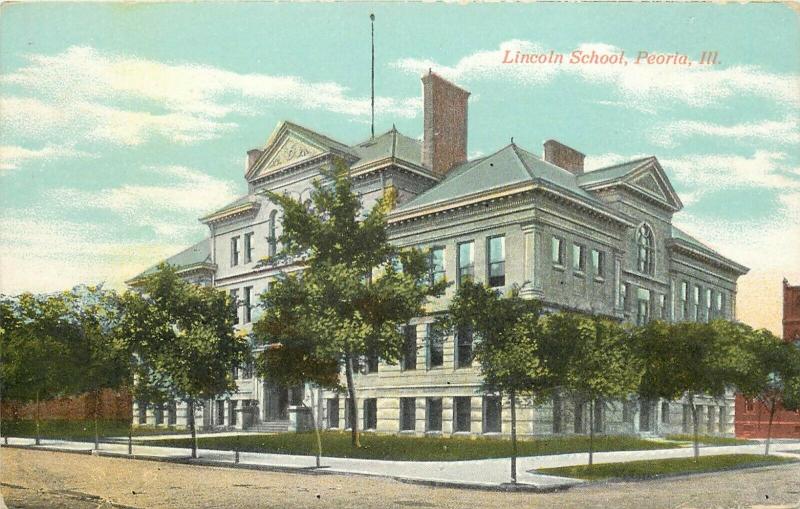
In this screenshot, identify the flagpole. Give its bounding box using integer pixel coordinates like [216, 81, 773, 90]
[370, 13, 375, 139]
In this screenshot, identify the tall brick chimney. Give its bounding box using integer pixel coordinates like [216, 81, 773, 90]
[246, 149, 263, 173]
[543, 139, 585, 175]
[421, 71, 470, 177]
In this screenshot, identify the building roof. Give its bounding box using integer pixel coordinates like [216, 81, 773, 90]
[577, 157, 656, 187]
[128, 238, 214, 283]
[200, 194, 258, 222]
[670, 225, 749, 274]
[394, 143, 602, 214]
[351, 127, 424, 169]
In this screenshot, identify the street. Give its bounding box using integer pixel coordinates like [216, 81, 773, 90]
[2, 448, 799, 509]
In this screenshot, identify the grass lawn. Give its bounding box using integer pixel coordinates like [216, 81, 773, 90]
[141, 431, 680, 461]
[665, 434, 754, 446]
[538, 454, 795, 480]
[1, 419, 185, 441]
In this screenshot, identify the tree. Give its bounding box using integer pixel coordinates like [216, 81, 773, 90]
[441, 281, 545, 483]
[0, 293, 76, 445]
[118, 265, 250, 458]
[635, 320, 739, 461]
[734, 324, 800, 455]
[257, 160, 446, 447]
[545, 312, 641, 466]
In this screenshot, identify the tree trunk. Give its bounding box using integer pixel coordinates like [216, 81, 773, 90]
[128, 417, 133, 455]
[765, 399, 777, 456]
[589, 399, 595, 467]
[93, 389, 100, 450]
[689, 394, 699, 461]
[35, 390, 41, 446]
[188, 400, 197, 459]
[344, 355, 360, 448]
[510, 390, 517, 484]
[301, 387, 324, 468]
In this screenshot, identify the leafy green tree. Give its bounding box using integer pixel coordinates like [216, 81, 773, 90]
[635, 320, 740, 460]
[441, 281, 545, 483]
[0, 293, 76, 445]
[545, 312, 641, 466]
[118, 265, 250, 458]
[734, 324, 800, 455]
[257, 160, 445, 447]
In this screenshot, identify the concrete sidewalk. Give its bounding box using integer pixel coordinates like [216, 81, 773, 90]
[3, 436, 799, 492]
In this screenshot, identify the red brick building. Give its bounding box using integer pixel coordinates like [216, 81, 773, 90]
[735, 279, 800, 438]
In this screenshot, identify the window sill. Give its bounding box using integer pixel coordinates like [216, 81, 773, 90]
[452, 431, 472, 436]
[427, 365, 445, 371]
[552, 264, 565, 271]
[398, 430, 416, 435]
[425, 430, 443, 436]
[594, 276, 605, 283]
[573, 270, 586, 278]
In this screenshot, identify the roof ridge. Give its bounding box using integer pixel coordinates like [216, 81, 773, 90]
[277, 120, 354, 153]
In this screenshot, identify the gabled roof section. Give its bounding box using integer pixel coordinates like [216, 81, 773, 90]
[126, 238, 215, 285]
[669, 225, 749, 275]
[391, 143, 631, 226]
[200, 194, 260, 225]
[351, 127, 425, 170]
[246, 121, 357, 182]
[578, 156, 683, 212]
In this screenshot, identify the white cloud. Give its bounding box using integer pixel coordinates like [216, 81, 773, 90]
[650, 117, 800, 148]
[2, 46, 420, 146]
[660, 151, 800, 193]
[394, 40, 800, 110]
[0, 144, 97, 171]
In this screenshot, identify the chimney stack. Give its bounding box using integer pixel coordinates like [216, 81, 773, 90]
[422, 71, 470, 177]
[543, 139, 585, 175]
[246, 149, 263, 173]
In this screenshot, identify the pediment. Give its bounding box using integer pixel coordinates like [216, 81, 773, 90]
[623, 160, 683, 212]
[631, 172, 667, 201]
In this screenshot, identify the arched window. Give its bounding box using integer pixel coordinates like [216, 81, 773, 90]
[267, 210, 278, 257]
[636, 224, 655, 274]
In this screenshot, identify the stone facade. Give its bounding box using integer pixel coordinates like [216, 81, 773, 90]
[131, 73, 748, 437]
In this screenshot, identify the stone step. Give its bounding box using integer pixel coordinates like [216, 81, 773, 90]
[247, 421, 290, 433]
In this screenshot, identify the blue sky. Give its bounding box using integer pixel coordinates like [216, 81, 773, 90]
[1, 2, 798, 333]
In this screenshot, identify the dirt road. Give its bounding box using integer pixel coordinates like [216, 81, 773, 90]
[2, 447, 799, 508]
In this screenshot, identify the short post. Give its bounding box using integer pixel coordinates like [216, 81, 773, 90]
[234, 434, 240, 464]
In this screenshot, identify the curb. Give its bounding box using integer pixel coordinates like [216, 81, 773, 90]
[4, 443, 577, 493]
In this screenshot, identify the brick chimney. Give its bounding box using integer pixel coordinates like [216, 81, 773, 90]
[543, 139, 585, 175]
[421, 71, 470, 177]
[246, 149, 263, 173]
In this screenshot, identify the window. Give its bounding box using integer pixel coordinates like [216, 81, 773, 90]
[229, 400, 238, 426]
[243, 286, 252, 324]
[429, 247, 445, 285]
[456, 326, 473, 368]
[593, 400, 604, 433]
[427, 324, 443, 368]
[661, 401, 670, 424]
[620, 283, 630, 311]
[574, 399, 585, 433]
[457, 241, 474, 285]
[363, 399, 377, 430]
[716, 292, 724, 318]
[154, 403, 164, 425]
[483, 396, 502, 433]
[244, 232, 254, 263]
[707, 406, 716, 433]
[290, 385, 304, 406]
[680, 281, 689, 320]
[167, 401, 177, 425]
[364, 353, 379, 374]
[622, 400, 634, 424]
[242, 362, 253, 379]
[591, 249, 605, 278]
[718, 406, 726, 432]
[426, 398, 442, 432]
[639, 400, 653, 432]
[487, 236, 505, 287]
[572, 244, 586, 272]
[454, 396, 471, 432]
[230, 289, 240, 325]
[137, 401, 147, 425]
[267, 210, 278, 257]
[694, 285, 701, 321]
[217, 400, 225, 425]
[552, 236, 564, 265]
[231, 236, 240, 266]
[636, 288, 651, 326]
[232, 365, 239, 380]
[745, 399, 755, 413]
[682, 405, 691, 433]
[327, 398, 340, 428]
[658, 294, 667, 320]
[345, 398, 354, 429]
[400, 398, 416, 431]
[706, 289, 713, 322]
[402, 325, 417, 370]
[636, 224, 655, 274]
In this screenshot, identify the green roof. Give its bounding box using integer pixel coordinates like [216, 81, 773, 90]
[394, 143, 601, 213]
[670, 225, 748, 273]
[577, 157, 655, 187]
[352, 127, 424, 169]
[200, 194, 257, 222]
[130, 238, 212, 281]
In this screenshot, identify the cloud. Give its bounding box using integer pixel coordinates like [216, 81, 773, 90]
[2, 46, 420, 146]
[650, 117, 800, 148]
[46, 165, 240, 237]
[660, 151, 800, 193]
[393, 40, 800, 110]
[0, 144, 97, 171]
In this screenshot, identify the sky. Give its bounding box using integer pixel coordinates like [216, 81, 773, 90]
[1, 2, 798, 335]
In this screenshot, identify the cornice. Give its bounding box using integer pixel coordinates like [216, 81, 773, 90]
[200, 202, 261, 226]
